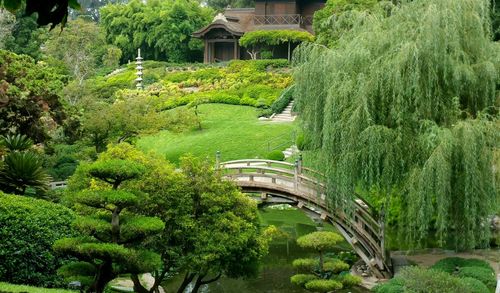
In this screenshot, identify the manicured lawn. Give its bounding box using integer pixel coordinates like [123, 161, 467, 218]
[138, 104, 296, 163]
[0, 283, 75, 293]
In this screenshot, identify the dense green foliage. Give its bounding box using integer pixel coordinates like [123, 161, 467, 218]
[312, 0, 383, 47]
[69, 143, 269, 293]
[100, 0, 213, 62]
[240, 30, 314, 60]
[0, 193, 75, 287]
[54, 156, 163, 293]
[0, 50, 65, 142]
[294, 0, 499, 249]
[1, 11, 47, 60]
[373, 265, 493, 293]
[430, 257, 494, 273]
[43, 18, 120, 86]
[205, 0, 254, 10]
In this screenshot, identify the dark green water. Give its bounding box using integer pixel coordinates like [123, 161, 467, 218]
[163, 206, 371, 293]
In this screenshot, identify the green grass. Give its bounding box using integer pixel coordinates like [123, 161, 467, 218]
[138, 104, 296, 163]
[0, 283, 75, 293]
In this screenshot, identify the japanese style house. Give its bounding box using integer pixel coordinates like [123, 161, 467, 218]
[193, 0, 326, 63]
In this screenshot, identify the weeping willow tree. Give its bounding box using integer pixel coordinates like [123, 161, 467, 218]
[294, 0, 499, 250]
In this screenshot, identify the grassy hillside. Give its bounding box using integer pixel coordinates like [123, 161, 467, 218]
[138, 104, 296, 163]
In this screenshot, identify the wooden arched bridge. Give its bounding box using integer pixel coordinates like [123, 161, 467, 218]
[50, 156, 393, 278]
[216, 156, 392, 278]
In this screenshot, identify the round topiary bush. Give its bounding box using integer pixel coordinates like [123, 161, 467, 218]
[340, 274, 362, 287]
[457, 266, 496, 289]
[0, 193, 75, 287]
[460, 277, 490, 293]
[290, 274, 318, 287]
[266, 150, 285, 161]
[431, 257, 493, 273]
[304, 279, 343, 292]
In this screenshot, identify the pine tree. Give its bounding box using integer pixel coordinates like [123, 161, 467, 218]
[54, 159, 164, 293]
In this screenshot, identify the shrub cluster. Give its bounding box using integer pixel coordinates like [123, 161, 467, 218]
[266, 150, 285, 161]
[375, 257, 497, 293]
[0, 193, 75, 287]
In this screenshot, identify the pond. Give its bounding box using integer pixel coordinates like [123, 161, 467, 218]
[163, 205, 371, 293]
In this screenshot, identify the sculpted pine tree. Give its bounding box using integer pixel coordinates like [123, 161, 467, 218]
[293, 0, 499, 249]
[54, 159, 164, 293]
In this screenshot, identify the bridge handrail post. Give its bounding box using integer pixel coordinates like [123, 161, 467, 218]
[379, 207, 386, 261]
[294, 159, 299, 191]
[297, 154, 303, 174]
[215, 151, 221, 170]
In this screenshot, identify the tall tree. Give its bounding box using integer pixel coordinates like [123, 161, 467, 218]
[0, 50, 66, 143]
[2, 11, 47, 60]
[70, 144, 270, 293]
[44, 17, 111, 85]
[54, 158, 164, 293]
[100, 0, 213, 62]
[294, 0, 499, 250]
[204, 0, 254, 10]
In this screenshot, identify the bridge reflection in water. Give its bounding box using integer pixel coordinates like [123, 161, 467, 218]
[217, 156, 393, 279]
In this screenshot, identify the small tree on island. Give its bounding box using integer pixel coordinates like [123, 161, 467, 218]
[291, 231, 361, 292]
[53, 159, 164, 293]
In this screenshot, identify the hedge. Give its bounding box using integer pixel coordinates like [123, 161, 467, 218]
[0, 193, 75, 287]
[270, 85, 294, 115]
[266, 150, 285, 161]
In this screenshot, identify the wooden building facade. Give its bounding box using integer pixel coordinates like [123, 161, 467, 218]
[193, 0, 326, 63]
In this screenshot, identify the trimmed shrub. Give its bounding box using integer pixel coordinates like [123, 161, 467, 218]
[431, 257, 494, 274]
[323, 259, 350, 273]
[340, 274, 362, 287]
[461, 277, 490, 293]
[0, 193, 75, 287]
[372, 277, 405, 293]
[373, 266, 474, 293]
[296, 133, 306, 151]
[458, 266, 496, 289]
[270, 85, 294, 115]
[260, 50, 274, 59]
[304, 279, 343, 292]
[290, 274, 318, 287]
[266, 150, 285, 161]
[292, 258, 318, 273]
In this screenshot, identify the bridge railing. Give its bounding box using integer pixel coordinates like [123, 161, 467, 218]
[218, 157, 382, 237]
[218, 157, 389, 275]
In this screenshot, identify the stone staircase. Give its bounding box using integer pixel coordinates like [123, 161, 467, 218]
[282, 145, 299, 159]
[271, 101, 296, 122]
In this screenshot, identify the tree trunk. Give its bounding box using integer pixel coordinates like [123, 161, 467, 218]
[111, 207, 120, 243]
[131, 274, 149, 293]
[319, 250, 324, 272]
[288, 41, 291, 62]
[176, 272, 195, 293]
[87, 261, 115, 293]
[191, 274, 205, 293]
[192, 273, 222, 293]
